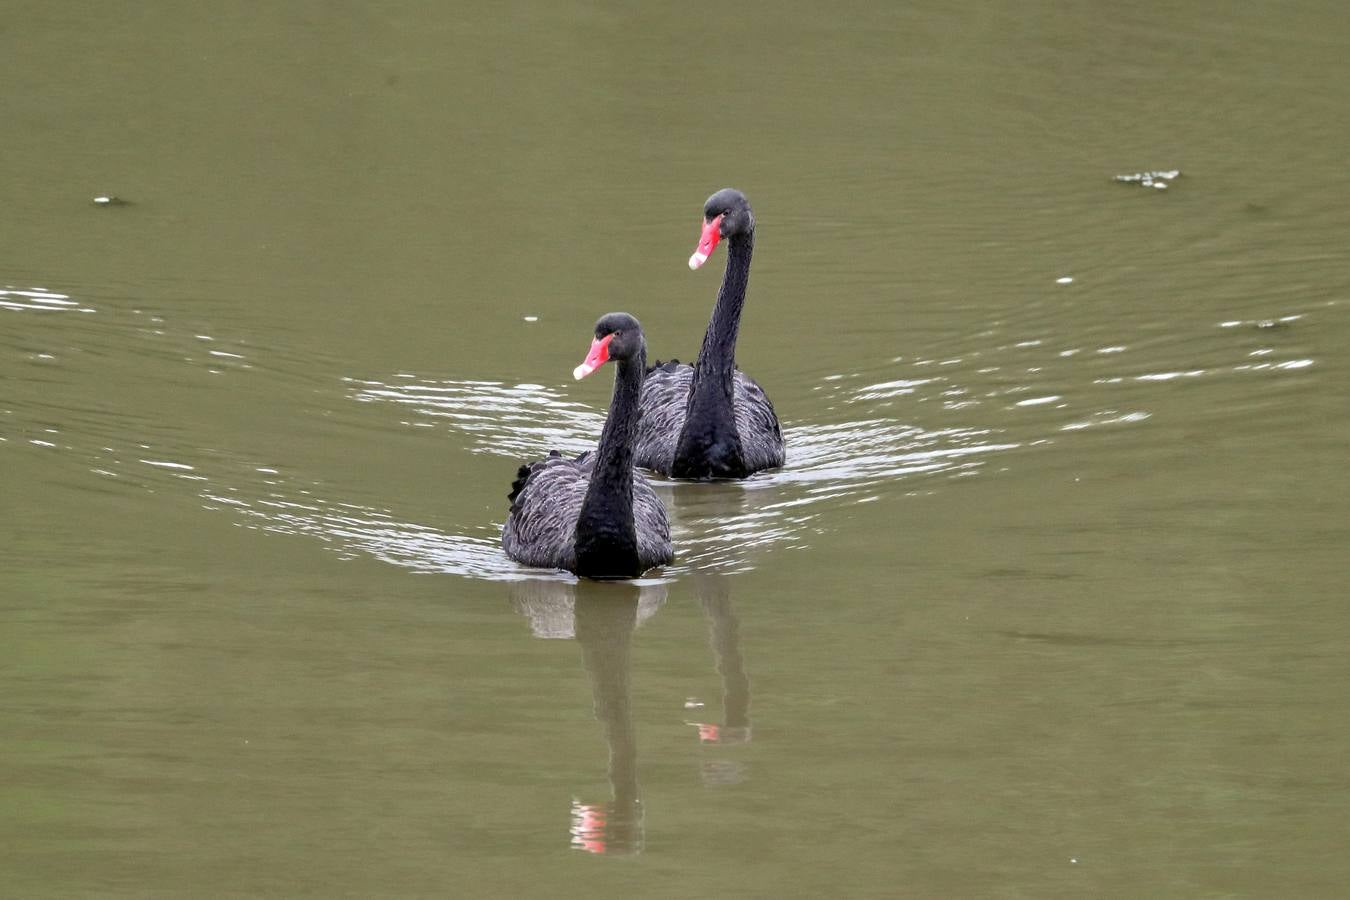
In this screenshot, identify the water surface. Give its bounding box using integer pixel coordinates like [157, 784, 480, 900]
[4, 3, 1350, 897]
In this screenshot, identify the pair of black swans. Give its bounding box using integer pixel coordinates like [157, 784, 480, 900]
[502, 189, 783, 579]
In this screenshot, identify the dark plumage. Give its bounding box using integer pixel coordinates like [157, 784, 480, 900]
[503, 313, 673, 578]
[634, 189, 785, 479]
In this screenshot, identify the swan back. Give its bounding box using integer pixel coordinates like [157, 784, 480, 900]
[635, 361, 784, 477]
[504, 450, 671, 575]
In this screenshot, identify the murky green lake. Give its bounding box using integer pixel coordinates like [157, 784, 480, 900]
[4, 3, 1349, 896]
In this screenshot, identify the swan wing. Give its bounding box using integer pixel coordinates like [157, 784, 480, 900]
[502, 451, 591, 570]
[733, 372, 786, 472]
[636, 362, 784, 476]
[633, 472, 674, 569]
[634, 360, 691, 473]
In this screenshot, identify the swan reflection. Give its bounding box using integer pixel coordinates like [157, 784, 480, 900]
[684, 575, 753, 788]
[506, 572, 753, 855]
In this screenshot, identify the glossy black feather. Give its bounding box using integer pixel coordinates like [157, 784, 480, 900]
[635, 362, 784, 476]
[503, 314, 673, 578]
[634, 189, 785, 479]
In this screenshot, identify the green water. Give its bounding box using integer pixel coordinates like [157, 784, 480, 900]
[4, 3, 1349, 897]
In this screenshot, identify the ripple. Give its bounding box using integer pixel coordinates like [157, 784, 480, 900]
[13, 280, 1325, 584]
[1060, 410, 1152, 432]
[848, 377, 934, 401]
[348, 372, 1021, 574]
[660, 418, 1016, 571]
[0, 286, 94, 313]
[207, 489, 539, 580]
[347, 377, 601, 457]
[139, 458, 195, 471]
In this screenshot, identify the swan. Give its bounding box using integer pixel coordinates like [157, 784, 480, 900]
[634, 189, 785, 479]
[503, 313, 673, 578]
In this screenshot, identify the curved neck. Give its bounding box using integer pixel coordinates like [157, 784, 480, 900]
[575, 349, 645, 573]
[692, 229, 753, 390]
[588, 349, 644, 499]
[674, 230, 753, 477]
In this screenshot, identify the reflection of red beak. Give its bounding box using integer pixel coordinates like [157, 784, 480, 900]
[572, 333, 614, 380]
[570, 801, 609, 854]
[688, 214, 725, 270]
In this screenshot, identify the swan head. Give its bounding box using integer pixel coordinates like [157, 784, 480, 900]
[573, 312, 646, 380]
[689, 188, 754, 270]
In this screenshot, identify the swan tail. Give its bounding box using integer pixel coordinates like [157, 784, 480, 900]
[646, 358, 683, 375]
[507, 449, 566, 511]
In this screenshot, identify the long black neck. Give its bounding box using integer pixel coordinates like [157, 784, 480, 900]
[674, 229, 753, 478]
[575, 349, 645, 576]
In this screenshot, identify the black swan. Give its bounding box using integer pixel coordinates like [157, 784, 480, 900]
[634, 188, 785, 479]
[503, 313, 673, 578]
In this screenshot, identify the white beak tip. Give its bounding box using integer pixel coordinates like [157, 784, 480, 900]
[688, 251, 708, 270]
[573, 364, 592, 380]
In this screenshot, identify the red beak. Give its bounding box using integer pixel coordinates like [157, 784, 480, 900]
[573, 333, 614, 380]
[688, 214, 725, 270]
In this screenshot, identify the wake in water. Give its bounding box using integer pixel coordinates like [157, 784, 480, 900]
[0, 286, 94, 313]
[346, 375, 1019, 572]
[348, 377, 603, 458]
[29, 374, 1013, 582]
[9, 276, 1324, 583]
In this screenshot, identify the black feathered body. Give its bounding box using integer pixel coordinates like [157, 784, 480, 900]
[502, 316, 673, 578]
[634, 360, 784, 478]
[634, 202, 785, 479]
[502, 450, 671, 576]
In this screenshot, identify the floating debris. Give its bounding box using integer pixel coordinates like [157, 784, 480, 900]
[1113, 170, 1180, 190]
[92, 195, 131, 207]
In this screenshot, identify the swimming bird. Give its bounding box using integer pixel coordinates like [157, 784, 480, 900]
[503, 313, 673, 578]
[634, 189, 785, 479]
